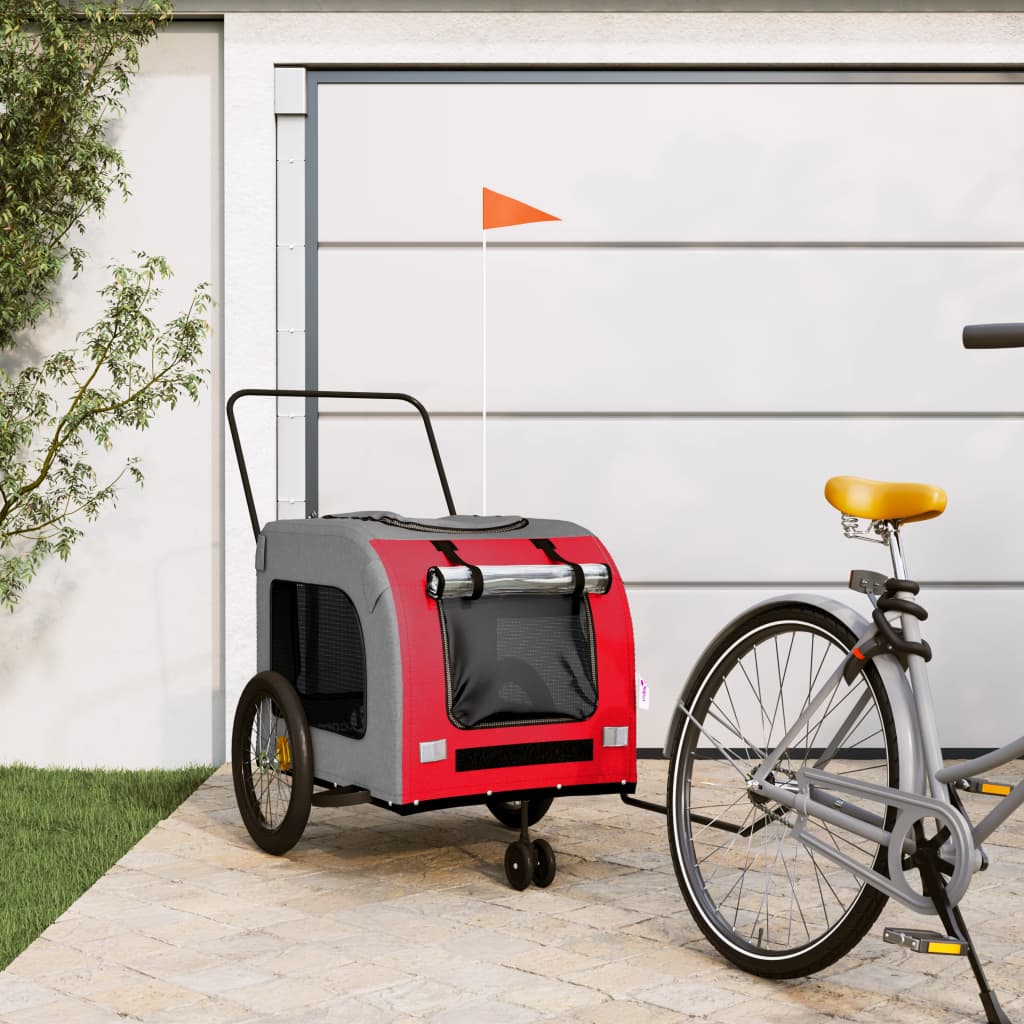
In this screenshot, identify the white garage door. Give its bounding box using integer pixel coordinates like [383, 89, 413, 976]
[301, 70, 1024, 751]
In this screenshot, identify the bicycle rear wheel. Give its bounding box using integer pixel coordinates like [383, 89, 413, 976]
[667, 604, 899, 978]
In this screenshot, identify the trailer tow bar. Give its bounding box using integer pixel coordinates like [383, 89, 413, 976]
[621, 793, 667, 814]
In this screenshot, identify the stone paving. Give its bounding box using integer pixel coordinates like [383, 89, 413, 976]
[2, 759, 1023, 1024]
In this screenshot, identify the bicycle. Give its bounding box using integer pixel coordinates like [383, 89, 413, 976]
[664, 323, 1024, 1024]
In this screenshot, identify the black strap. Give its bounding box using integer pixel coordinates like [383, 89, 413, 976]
[431, 540, 484, 599]
[531, 538, 587, 610]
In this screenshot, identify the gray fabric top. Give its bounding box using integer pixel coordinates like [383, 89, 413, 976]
[263, 512, 593, 543]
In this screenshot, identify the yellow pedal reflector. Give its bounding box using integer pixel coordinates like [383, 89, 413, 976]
[276, 735, 292, 771]
[980, 782, 1012, 797]
[883, 927, 969, 955]
[926, 941, 963, 955]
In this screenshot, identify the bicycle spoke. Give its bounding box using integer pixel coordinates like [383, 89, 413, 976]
[765, 633, 795, 753]
[804, 682, 865, 757]
[809, 842, 850, 914]
[737, 653, 771, 745]
[692, 791, 756, 844]
[805, 845, 834, 930]
[701, 703, 768, 763]
[783, 831, 812, 945]
[681, 705, 757, 779]
[709, 692, 758, 761]
[838, 757, 888, 775]
[241, 695, 297, 830]
[817, 817, 875, 860]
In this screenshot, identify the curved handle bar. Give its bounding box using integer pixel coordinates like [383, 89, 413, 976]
[963, 323, 1024, 349]
[226, 388, 457, 543]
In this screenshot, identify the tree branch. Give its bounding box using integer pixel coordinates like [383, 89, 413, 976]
[7, 466, 128, 538]
[5, 324, 119, 517]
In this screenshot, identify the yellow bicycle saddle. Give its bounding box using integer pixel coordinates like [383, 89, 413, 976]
[824, 476, 947, 524]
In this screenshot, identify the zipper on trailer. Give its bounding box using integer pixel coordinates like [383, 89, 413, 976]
[437, 596, 600, 732]
[439, 602, 454, 717]
[583, 596, 598, 693]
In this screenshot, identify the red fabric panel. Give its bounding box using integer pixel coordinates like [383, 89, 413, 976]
[371, 536, 636, 805]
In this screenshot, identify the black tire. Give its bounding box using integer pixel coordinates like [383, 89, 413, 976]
[531, 838, 556, 888]
[667, 604, 899, 978]
[505, 840, 535, 891]
[486, 796, 554, 830]
[231, 671, 313, 856]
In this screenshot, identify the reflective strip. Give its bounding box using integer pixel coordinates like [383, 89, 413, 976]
[926, 941, 963, 955]
[419, 739, 448, 764]
[602, 726, 629, 748]
[980, 782, 1012, 797]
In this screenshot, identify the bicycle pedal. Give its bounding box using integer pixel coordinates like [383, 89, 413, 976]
[960, 778, 1014, 798]
[883, 927, 968, 956]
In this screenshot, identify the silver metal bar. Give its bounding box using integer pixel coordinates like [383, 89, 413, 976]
[796, 828, 927, 912]
[813, 688, 873, 769]
[807, 784, 891, 836]
[755, 778, 892, 848]
[807, 779, 916, 858]
[935, 734, 1024, 783]
[799, 765, 977, 907]
[887, 525, 909, 578]
[899, 605, 950, 805]
[426, 563, 610, 599]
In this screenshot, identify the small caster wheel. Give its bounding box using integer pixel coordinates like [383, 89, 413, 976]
[531, 838, 556, 888]
[505, 839, 535, 891]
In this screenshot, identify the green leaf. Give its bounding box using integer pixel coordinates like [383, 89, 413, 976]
[0, 0, 172, 350]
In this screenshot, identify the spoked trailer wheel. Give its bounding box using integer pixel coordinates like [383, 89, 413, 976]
[666, 604, 900, 978]
[231, 671, 313, 856]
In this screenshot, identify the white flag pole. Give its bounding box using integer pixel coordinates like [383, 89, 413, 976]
[479, 188, 557, 516]
[482, 230, 487, 515]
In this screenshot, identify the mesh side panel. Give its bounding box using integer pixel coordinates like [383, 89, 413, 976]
[441, 594, 598, 729]
[270, 580, 367, 739]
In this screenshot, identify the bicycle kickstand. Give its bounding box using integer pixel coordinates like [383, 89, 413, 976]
[914, 843, 1011, 1024]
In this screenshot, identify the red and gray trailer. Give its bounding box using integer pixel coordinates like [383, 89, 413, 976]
[227, 389, 637, 889]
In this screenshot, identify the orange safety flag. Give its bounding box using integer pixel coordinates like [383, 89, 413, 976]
[482, 187, 560, 230]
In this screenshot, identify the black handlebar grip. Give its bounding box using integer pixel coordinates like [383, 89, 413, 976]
[963, 323, 1024, 349]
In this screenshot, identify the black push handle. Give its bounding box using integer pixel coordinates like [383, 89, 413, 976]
[226, 388, 457, 543]
[963, 323, 1024, 349]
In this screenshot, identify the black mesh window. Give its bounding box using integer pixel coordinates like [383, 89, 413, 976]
[271, 580, 367, 739]
[439, 594, 597, 729]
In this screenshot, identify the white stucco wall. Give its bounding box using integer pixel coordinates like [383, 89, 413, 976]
[223, 12, 1024, 759]
[0, 23, 222, 769]
[10, 11, 1024, 770]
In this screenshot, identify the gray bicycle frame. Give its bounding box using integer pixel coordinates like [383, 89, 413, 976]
[744, 523, 1024, 902]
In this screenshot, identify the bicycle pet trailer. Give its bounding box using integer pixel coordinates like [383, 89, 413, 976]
[227, 389, 637, 890]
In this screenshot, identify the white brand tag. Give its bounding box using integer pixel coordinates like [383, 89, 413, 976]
[636, 673, 650, 711]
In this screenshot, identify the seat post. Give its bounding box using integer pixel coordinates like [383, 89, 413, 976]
[885, 523, 909, 579]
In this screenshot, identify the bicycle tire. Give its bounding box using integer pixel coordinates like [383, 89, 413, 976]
[667, 603, 899, 978]
[231, 671, 313, 856]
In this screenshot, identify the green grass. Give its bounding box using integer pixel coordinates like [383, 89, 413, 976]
[0, 763, 215, 970]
